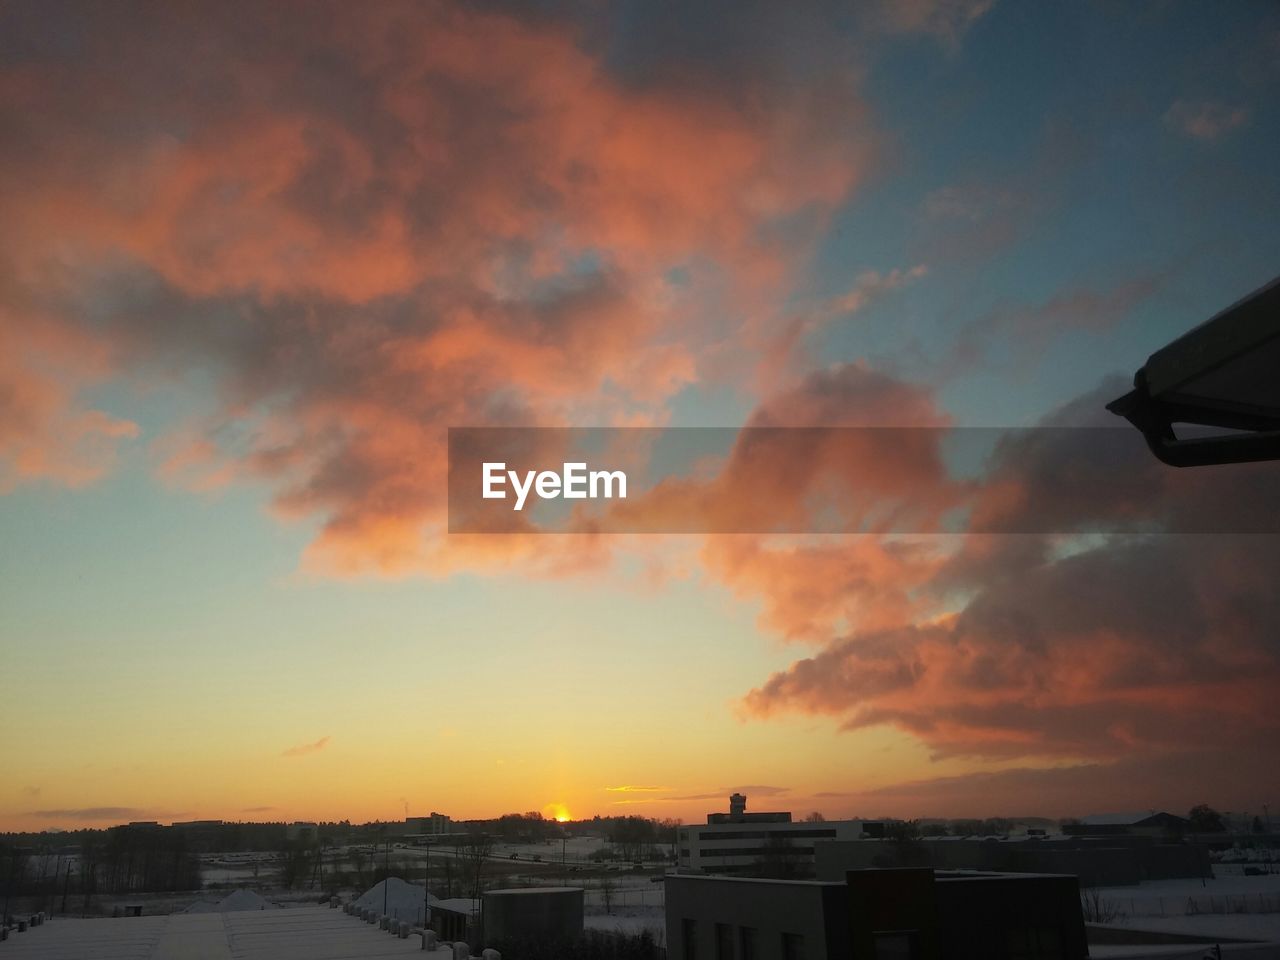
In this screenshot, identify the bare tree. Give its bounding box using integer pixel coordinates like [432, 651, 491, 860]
[459, 826, 493, 899]
[1081, 886, 1124, 924]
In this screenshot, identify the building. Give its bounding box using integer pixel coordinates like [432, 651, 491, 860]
[666, 868, 1088, 960]
[1065, 812, 1188, 838]
[432, 897, 480, 942]
[170, 819, 226, 851]
[286, 821, 319, 843]
[815, 833, 1208, 887]
[406, 812, 453, 836]
[430, 887, 585, 947]
[677, 794, 884, 876]
[483, 887, 584, 941]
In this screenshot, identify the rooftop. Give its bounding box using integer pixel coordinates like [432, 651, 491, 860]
[0, 906, 445, 960]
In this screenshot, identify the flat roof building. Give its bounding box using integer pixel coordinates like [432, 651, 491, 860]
[678, 795, 884, 877]
[666, 869, 1088, 960]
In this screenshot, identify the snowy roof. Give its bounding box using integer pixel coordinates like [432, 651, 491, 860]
[0, 907, 442, 959]
[433, 897, 480, 915]
[182, 888, 275, 913]
[353, 877, 438, 925]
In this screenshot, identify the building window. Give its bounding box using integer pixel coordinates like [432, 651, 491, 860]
[716, 923, 735, 960]
[739, 926, 758, 960]
[683, 919, 698, 960]
[782, 932, 806, 960]
[873, 932, 917, 960]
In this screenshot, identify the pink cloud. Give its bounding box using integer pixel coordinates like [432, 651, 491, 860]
[281, 736, 331, 758]
[1164, 99, 1250, 141]
[0, 1, 875, 576]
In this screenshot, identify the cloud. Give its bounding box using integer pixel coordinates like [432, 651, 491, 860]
[1164, 99, 1250, 141]
[877, 0, 997, 46]
[604, 785, 671, 793]
[758, 266, 928, 390]
[241, 805, 277, 813]
[737, 383, 1280, 782]
[835, 748, 1280, 819]
[667, 785, 791, 802]
[942, 274, 1166, 379]
[0, 0, 874, 577]
[0, 309, 139, 492]
[281, 735, 331, 758]
[26, 807, 165, 821]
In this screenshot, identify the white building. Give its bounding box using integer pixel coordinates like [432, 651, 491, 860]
[676, 794, 884, 875]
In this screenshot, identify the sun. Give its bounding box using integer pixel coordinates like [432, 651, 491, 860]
[544, 802, 572, 823]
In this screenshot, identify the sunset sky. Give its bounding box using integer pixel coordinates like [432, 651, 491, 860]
[2, 1, 1279, 832]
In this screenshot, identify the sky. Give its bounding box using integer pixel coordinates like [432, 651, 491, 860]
[2, 0, 1279, 832]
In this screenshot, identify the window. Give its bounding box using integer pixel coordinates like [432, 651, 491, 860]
[782, 932, 806, 960]
[683, 919, 697, 960]
[716, 923, 735, 960]
[739, 926, 758, 960]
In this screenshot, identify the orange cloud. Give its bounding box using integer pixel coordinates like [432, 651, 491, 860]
[0, 1, 875, 576]
[737, 387, 1280, 765]
[0, 308, 139, 492]
[282, 736, 331, 758]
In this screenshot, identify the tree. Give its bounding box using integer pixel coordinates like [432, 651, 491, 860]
[459, 826, 493, 898]
[886, 820, 921, 841]
[2, 844, 29, 926]
[349, 847, 368, 889]
[803, 812, 826, 823]
[1188, 804, 1226, 833]
[278, 839, 314, 890]
[609, 817, 656, 862]
[753, 836, 806, 879]
[599, 875, 616, 915]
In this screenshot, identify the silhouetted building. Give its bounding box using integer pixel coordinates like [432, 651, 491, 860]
[286, 821, 318, 843]
[407, 812, 452, 836]
[483, 887, 584, 940]
[1065, 812, 1187, 838]
[666, 869, 1087, 960]
[815, 834, 1207, 887]
[432, 897, 479, 942]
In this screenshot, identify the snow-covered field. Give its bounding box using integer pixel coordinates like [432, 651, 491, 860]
[1110, 914, 1280, 943]
[1092, 874, 1280, 919]
[585, 910, 666, 939]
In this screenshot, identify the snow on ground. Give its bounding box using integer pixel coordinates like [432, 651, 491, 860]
[1109, 915, 1280, 943]
[1093, 874, 1280, 918]
[183, 888, 276, 913]
[584, 909, 666, 939]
